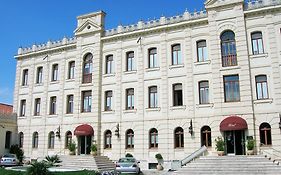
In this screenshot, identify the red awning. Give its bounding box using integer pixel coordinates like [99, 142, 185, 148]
[220, 116, 248, 131]
[74, 124, 94, 136]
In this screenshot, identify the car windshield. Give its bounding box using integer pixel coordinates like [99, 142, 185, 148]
[118, 158, 135, 163]
[3, 154, 15, 158]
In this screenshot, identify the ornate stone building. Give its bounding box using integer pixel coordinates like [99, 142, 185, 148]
[14, 0, 281, 169]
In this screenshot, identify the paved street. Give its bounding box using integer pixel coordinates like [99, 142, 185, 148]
[140, 170, 174, 175]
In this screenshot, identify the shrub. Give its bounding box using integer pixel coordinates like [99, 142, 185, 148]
[26, 161, 50, 175]
[44, 155, 62, 167]
[215, 137, 225, 151]
[125, 153, 133, 157]
[68, 141, 76, 152]
[247, 139, 255, 150]
[9, 144, 24, 163]
[155, 153, 163, 160]
[91, 144, 97, 152]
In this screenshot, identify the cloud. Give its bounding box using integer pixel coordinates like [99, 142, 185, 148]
[0, 87, 13, 104]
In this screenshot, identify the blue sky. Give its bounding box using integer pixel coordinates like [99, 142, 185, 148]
[0, 0, 205, 105]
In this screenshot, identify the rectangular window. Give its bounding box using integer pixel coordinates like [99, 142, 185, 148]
[106, 55, 113, 74]
[149, 86, 158, 108]
[199, 81, 209, 104]
[50, 96, 57, 115]
[22, 69, 28, 86]
[256, 75, 268, 100]
[20, 100, 26, 117]
[173, 84, 183, 106]
[148, 48, 157, 68]
[223, 75, 240, 102]
[126, 52, 135, 71]
[51, 64, 58, 81]
[34, 98, 41, 116]
[36, 67, 43, 84]
[172, 44, 182, 65]
[105, 91, 113, 111]
[82, 91, 92, 112]
[67, 95, 74, 114]
[68, 61, 75, 79]
[197, 40, 208, 62]
[126, 88, 134, 110]
[251, 32, 264, 55]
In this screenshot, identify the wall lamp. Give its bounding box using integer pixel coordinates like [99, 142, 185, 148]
[55, 126, 61, 138]
[279, 114, 281, 129]
[189, 119, 193, 136]
[115, 123, 120, 138]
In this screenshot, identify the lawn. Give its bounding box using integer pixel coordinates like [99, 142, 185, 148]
[0, 168, 99, 175]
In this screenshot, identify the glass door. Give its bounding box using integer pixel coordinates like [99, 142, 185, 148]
[225, 131, 235, 155]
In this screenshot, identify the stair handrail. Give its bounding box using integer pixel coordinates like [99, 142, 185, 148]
[259, 143, 281, 164]
[181, 145, 207, 166]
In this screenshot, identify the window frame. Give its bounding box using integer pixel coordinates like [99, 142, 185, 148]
[49, 96, 57, 115]
[173, 83, 183, 106]
[22, 69, 28, 86]
[126, 51, 135, 71]
[48, 131, 55, 149]
[126, 88, 135, 110]
[201, 126, 212, 147]
[68, 61, 75, 79]
[105, 91, 113, 111]
[221, 30, 237, 67]
[19, 132, 24, 148]
[251, 31, 264, 55]
[199, 81, 209, 104]
[149, 128, 158, 149]
[223, 75, 240, 102]
[149, 86, 158, 108]
[36, 67, 43, 84]
[126, 129, 134, 149]
[82, 91, 92, 113]
[20, 99, 26, 117]
[148, 48, 157, 68]
[105, 55, 114, 74]
[65, 131, 72, 149]
[66, 95, 74, 114]
[197, 40, 208, 62]
[259, 123, 272, 146]
[32, 132, 39, 149]
[255, 75, 269, 100]
[34, 98, 41, 116]
[174, 127, 184, 148]
[171, 44, 182, 65]
[5, 131, 12, 149]
[82, 53, 93, 83]
[104, 130, 112, 149]
[51, 64, 59, 81]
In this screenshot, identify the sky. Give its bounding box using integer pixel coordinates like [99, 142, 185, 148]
[0, 0, 205, 105]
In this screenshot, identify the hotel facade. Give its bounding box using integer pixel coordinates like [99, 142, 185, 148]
[14, 0, 281, 169]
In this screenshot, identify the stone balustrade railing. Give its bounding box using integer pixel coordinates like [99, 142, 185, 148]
[104, 10, 207, 37]
[18, 37, 77, 55]
[245, 0, 281, 10]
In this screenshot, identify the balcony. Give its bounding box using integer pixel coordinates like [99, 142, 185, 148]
[222, 54, 237, 67]
[82, 73, 92, 84]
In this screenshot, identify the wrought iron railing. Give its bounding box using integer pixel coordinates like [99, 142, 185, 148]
[259, 143, 281, 165]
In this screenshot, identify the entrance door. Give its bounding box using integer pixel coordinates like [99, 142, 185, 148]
[225, 130, 245, 155]
[79, 136, 92, 155]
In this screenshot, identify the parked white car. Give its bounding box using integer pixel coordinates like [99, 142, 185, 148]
[116, 157, 141, 174]
[0, 154, 19, 166]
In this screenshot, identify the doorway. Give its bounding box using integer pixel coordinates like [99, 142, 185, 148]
[224, 130, 245, 155]
[79, 135, 92, 155]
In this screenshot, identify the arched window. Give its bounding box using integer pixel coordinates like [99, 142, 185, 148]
[19, 132, 24, 148]
[251, 32, 264, 55]
[174, 127, 184, 148]
[32, 132, 39, 148]
[149, 128, 158, 148]
[65, 131, 72, 148]
[148, 48, 157, 68]
[221, 30, 237, 67]
[199, 81, 209, 104]
[201, 126, 212, 147]
[82, 53, 93, 83]
[48, 131, 55, 149]
[173, 84, 183, 106]
[104, 130, 112, 149]
[255, 75, 268, 100]
[5, 131, 12, 149]
[197, 40, 207, 62]
[126, 129, 134, 149]
[260, 123, 272, 146]
[172, 44, 182, 65]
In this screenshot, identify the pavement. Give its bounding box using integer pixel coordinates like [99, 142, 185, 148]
[140, 170, 174, 175]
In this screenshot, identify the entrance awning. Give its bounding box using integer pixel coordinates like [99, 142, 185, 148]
[220, 116, 248, 131]
[74, 124, 94, 136]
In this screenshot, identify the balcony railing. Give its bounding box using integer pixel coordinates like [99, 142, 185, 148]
[82, 73, 92, 84]
[222, 54, 237, 67]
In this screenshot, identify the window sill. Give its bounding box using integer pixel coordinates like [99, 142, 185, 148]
[35, 83, 43, 87]
[33, 115, 42, 118]
[145, 107, 161, 112]
[170, 105, 186, 110]
[65, 113, 74, 116]
[146, 67, 160, 72]
[103, 73, 115, 78]
[50, 81, 59, 85]
[102, 110, 115, 114]
[169, 64, 184, 69]
[124, 70, 137, 75]
[18, 116, 27, 119]
[196, 103, 214, 108]
[253, 98, 273, 104]
[220, 65, 240, 71]
[65, 78, 75, 82]
[249, 53, 268, 59]
[125, 148, 135, 150]
[174, 148, 184, 151]
[194, 60, 211, 66]
[123, 109, 137, 113]
[21, 85, 28, 88]
[48, 114, 58, 117]
[104, 148, 112, 150]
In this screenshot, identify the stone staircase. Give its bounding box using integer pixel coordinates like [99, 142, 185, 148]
[173, 155, 281, 175]
[57, 155, 116, 172]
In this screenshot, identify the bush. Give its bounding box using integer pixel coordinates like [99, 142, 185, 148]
[155, 153, 163, 160]
[215, 137, 225, 151]
[247, 139, 255, 150]
[26, 161, 50, 175]
[125, 153, 133, 157]
[68, 141, 76, 152]
[91, 144, 97, 152]
[9, 144, 24, 163]
[44, 155, 62, 167]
